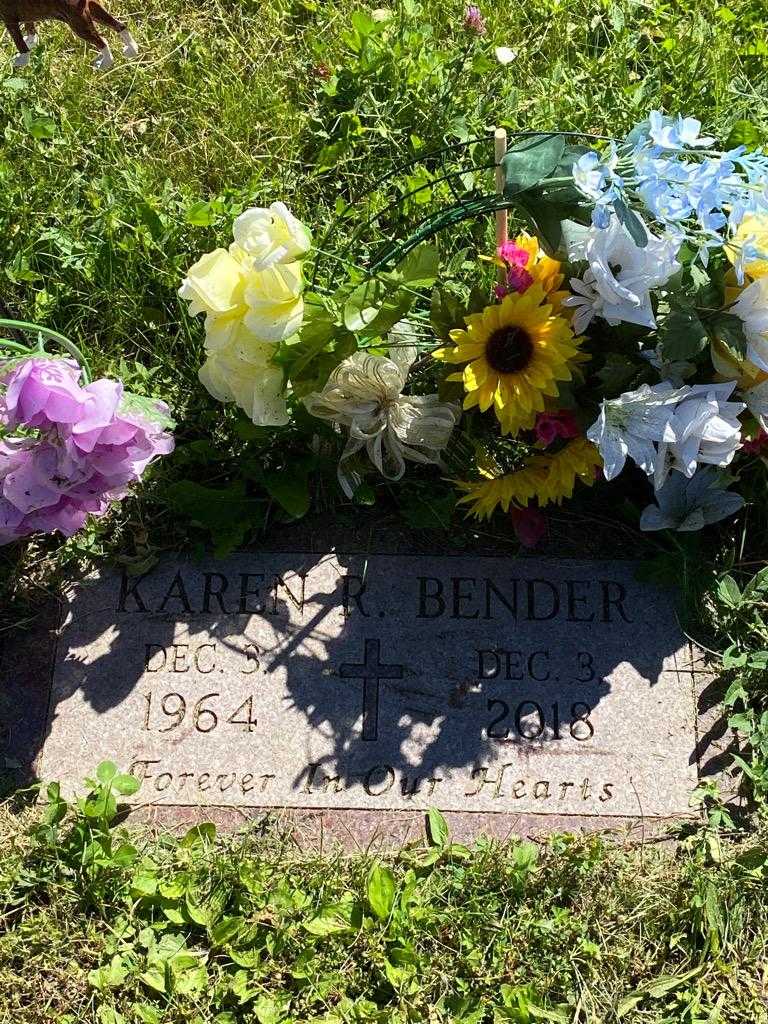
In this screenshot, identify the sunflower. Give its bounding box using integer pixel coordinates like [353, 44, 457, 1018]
[535, 438, 603, 507]
[456, 438, 601, 520]
[434, 283, 580, 436]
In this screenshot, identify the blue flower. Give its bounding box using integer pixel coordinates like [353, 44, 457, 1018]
[648, 111, 716, 150]
[572, 144, 622, 209]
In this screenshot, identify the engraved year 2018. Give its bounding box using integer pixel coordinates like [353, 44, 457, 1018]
[141, 692, 258, 733]
[486, 699, 595, 741]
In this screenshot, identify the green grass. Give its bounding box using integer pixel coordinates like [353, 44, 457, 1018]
[2, 1, 768, 1020]
[1, 783, 768, 1024]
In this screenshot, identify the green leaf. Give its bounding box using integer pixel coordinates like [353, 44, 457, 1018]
[396, 243, 439, 288]
[659, 309, 708, 361]
[303, 896, 357, 937]
[367, 863, 397, 920]
[717, 574, 742, 608]
[725, 120, 762, 151]
[263, 469, 311, 519]
[503, 134, 566, 196]
[210, 916, 247, 947]
[710, 312, 748, 358]
[165, 480, 263, 556]
[186, 200, 220, 226]
[181, 822, 217, 848]
[614, 198, 648, 248]
[22, 107, 57, 140]
[426, 807, 449, 847]
[112, 773, 140, 796]
[430, 287, 464, 341]
[96, 761, 118, 784]
[343, 276, 414, 337]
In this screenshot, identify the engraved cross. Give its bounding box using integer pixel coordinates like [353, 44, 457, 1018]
[339, 638, 404, 742]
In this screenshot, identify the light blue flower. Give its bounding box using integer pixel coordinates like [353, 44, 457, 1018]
[640, 467, 744, 532]
[572, 143, 622, 211]
[648, 111, 716, 150]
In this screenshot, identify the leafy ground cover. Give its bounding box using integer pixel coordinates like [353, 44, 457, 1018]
[2, 0, 768, 1021]
[1, 775, 768, 1024]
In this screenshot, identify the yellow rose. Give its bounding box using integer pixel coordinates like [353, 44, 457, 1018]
[243, 260, 305, 343]
[178, 248, 247, 319]
[233, 202, 312, 271]
[727, 213, 768, 281]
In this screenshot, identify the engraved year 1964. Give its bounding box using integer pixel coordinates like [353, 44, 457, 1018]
[141, 692, 258, 733]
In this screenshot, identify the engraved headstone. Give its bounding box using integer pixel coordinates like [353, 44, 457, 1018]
[10, 554, 715, 842]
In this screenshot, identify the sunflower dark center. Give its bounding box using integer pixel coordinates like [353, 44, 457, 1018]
[485, 326, 534, 374]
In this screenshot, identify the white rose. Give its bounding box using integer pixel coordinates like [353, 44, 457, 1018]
[232, 202, 312, 271]
[178, 248, 247, 319]
[243, 261, 305, 343]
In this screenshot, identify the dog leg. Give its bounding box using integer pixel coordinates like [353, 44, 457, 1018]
[23, 22, 39, 50]
[119, 29, 139, 58]
[6, 23, 31, 67]
[90, 2, 139, 59]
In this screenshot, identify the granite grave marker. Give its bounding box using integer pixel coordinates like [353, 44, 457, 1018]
[7, 554, 715, 841]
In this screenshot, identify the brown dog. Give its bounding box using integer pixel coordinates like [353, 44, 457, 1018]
[1, 0, 138, 69]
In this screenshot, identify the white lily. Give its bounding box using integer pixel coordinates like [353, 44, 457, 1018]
[640, 467, 744, 532]
[654, 382, 744, 489]
[564, 216, 681, 331]
[743, 379, 768, 431]
[586, 382, 683, 480]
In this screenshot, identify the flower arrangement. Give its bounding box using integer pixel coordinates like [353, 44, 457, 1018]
[179, 112, 768, 545]
[0, 321, 174, 545]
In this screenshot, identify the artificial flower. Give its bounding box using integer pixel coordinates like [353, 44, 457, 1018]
[653, 383, 744, 488]
[198, 321, 290, 426]
[742, 379, 768, 432]
[180, 245, 305, 348]
[178, 248, 247, 321]
[639, 467, 744, 532]
[534, 409, 579, 446]
[243, 261, 305, 343]
[496, 233, 568, 309]
[564, 217, 681, 332]
[648, 111, 716, 150]
[232, 203, 312, 271]
[742, 429, 768, 455]
[455, 437, 599, 519]
[455, 461, 549, 519]
[730, 276, 768, 371]
[533, 438, 602, 506]
[303, 345, 459, 498]
[434, 284, 580, 436]
[0, 358, 174, 544]
[510, 506, 546, 547]
[586, 382, 684, 481]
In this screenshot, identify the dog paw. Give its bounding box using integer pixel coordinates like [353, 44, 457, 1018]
[23, 33, 39, 50]
[93, 46, 114, 70]
[12, 51, 31, 69]
[120, 30, 139, 59]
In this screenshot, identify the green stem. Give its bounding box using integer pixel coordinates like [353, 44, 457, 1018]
[0, 319, 92, 383]
[0, 339, 35, 356]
